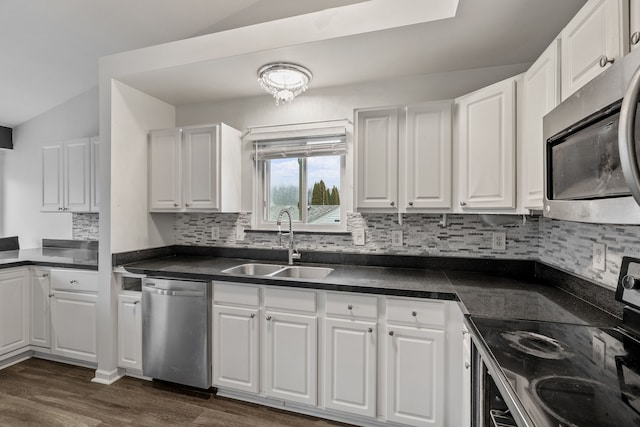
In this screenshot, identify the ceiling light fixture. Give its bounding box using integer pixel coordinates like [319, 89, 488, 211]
[258, 62, 312, 105]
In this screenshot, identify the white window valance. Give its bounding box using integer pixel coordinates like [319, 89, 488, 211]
[247, 119, 349, 160]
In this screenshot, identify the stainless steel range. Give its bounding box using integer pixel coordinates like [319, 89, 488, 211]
[469, 257, 640, 427]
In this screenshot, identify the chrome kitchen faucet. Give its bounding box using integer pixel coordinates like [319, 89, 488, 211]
[276, 208, 301, 265]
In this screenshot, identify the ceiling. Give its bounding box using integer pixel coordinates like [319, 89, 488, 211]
[0, 0, 585, 127]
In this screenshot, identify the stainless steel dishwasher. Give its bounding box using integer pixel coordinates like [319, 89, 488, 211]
[142, 277, 211, 389]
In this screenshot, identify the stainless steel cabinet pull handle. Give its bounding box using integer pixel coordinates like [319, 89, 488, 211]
[266, 315, 272, 321]
[133, 300, 140, 305]
[185, 203, 191, 207]
[599, 55, 614, 67]
[390, 201, 395, 207]
[411, 311, 417, 317]
[48, 294, 54, 298]
[69, 280, 78, 284]
[388, 331, 394, 336]
[460, 201, 467, 207]
[408, 201, 413, 206]
[462, 330, 469, 336]
[42, 274, 49, 278]
[368, 328, 373, 333]
[347, 304, 353, 310]
[464, 362, 470, 369]
[173, 203, 179, 207]
[632, 32, 640, 45]
[250, 313, 255, 319]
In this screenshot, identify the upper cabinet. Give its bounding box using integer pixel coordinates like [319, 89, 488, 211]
[456, 76, 518, 211]
[522, 40, 560, 210]
[148, 123, 241, 213]
[355, 102, 452, 212]
[561, 0, 628, 100]
[632, 0, 640, 50]
[42, 137, 98, 213]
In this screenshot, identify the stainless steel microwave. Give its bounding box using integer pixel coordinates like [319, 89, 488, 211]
[544, 47, 640, 224]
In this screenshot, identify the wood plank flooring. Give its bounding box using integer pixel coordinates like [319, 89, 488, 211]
[0, 358, 352, 426]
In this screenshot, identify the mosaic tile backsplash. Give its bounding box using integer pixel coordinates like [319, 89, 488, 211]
[72, 213, 99, 241]
[174, 212, 540, 259]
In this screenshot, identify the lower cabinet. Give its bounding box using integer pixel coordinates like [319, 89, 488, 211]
[50, 290, 98, 363]
[324, 317, 377, 418]
[386, 325, 445, 427]
[0, 268, 30, 355]
[117, 292, 143, 371]
[30, 268, 51, 348]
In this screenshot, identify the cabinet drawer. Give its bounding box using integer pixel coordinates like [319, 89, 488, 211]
[213, 282, 260, 307]
[326, 292, 378, 319]
[50, 269, 97, 292]
[265, 287, 316, 313]
[387, 298, 446, 328]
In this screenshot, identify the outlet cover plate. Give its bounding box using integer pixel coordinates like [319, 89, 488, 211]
[211, 226, 220, 241]
[353, 229, 365, 246]
[391, 230, 403, 247]
[593, 242, 606, 271]
[492, 232, 506, 251]
[236, 226, 245, 241]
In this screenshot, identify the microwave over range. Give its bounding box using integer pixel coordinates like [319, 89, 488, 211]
[544, 46, 640, 225]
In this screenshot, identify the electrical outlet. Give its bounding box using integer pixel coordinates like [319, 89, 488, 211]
[593, 242, 606, 271]
[211, 226, 220, 240]
[492, 232, 506, 251]
[592, 336, 606, 368]
[236, 226, 245, 241]
[391, 230, 403, 247]
[353, 229, 365, 246]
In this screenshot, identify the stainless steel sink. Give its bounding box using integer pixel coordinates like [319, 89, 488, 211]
[221, 263, 284, 276]
[270, 266, 334, 279]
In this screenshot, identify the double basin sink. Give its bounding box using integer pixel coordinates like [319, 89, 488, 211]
[222, 263, 333, 279]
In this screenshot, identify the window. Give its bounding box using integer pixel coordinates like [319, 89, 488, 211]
[250, 121, 349, 232]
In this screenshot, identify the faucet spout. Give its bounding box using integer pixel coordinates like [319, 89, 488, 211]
[276, 208, 300, 265]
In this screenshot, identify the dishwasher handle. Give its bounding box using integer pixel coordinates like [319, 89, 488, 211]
[142, 284, 205, 297]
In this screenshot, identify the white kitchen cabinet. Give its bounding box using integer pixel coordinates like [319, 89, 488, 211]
[148, 123, 241, 212]
[402, 101, 453, 210]
[30, 268, 50, 348]
[212, 304, 260, 393]
[457, 76, 517, 210]
[386, 325, 446, 427]
[324, 317, 377, 418]
[49, 269, 98, 363]
[263, 310, 318, 406]
[117, 292, 142, 371]
[0, 268, 30, 355]
[522, 40, 560, 210]
[632, 0, 640, 50]
[356, 102, 453, 212]
[355, 107, 399, 210]
[561, 0, 628, 100]
[90, 136, 100, 212]
[42, 137, 98, 213]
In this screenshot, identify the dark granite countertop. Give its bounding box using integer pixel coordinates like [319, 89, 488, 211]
[121, 254, 620, 327]
[0, 247, 98, 270]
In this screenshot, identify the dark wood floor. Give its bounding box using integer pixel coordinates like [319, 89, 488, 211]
[0, 358, 351, 426]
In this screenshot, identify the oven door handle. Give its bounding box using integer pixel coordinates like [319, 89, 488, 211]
[619, 64, 640, 207]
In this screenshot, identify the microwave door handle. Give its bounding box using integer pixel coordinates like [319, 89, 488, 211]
[619, 65, 640, 206]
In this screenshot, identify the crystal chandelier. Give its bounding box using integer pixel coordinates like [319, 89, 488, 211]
[258, 62, 313, 105]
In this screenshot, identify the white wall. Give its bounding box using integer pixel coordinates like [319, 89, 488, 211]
[176, 63, 528, 211]
[110, 80, 175, 253]
[2, 88, 98, 248]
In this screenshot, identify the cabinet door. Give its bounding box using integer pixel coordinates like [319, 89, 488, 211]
[50, 291, 97, 363]
[118, 293, 142, 371]
[0, 269, 29, 355]
[30, 269, 50, 348]
[561, 0, 627, 100]
[149, 128, 182, 211]
[632, 0, 640, 50]
[212, 305, 259, 393]
[386, 325, 445, 427]
[90, 136, 100, 212]
[522, 40, 560, 210]
[457, 78, 516, 210]
[403, 101, 452, 210]
[264, 311, 317, 405]
[183, 126, 219, 210]
[356, 108, 399, 210]
[64, 138, 91, 212]
[41, 144, 63, 212]
[324, 318, 376, 417]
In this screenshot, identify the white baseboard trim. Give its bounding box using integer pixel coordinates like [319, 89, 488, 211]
[92, 368, 123, 385]
[0, 349, 33, 370]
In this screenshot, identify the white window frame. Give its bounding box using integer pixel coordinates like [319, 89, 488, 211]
[249, 120, 350, 233]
